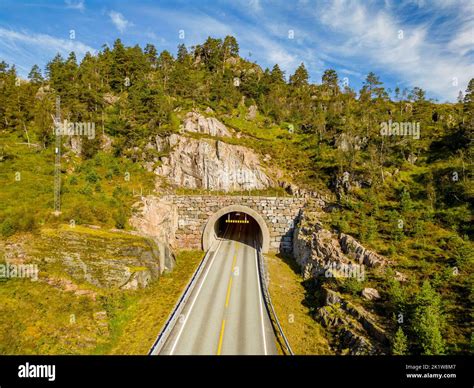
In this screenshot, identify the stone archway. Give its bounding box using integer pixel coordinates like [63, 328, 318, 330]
[202, 204, 271, 253]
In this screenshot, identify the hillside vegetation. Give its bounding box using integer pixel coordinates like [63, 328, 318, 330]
[0, 36, 472, 355]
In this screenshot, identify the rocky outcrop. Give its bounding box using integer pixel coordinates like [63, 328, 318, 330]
[246, 105, 258, 120]
[335, 133, 366, 152]
[64, 134, 112, 156]
[317, 286, 389, 355]
[292, 212, 391, 355]
[278, 180, 329, 205]
[2, 226, 173, 291]
[153, 134, 272, 191]
[103, 92, 120, 105]
[293, 214, 388, 280]
[130, 196, 178, 247]
[129, 196, 180, 270]
[340, 233, 388, 268]
[334, 171, 372, 200]
[67, 136, 82, 155]
[180, 112, 232, 137]
[293, 221, 349, 280]
[361, 287, 381, 300]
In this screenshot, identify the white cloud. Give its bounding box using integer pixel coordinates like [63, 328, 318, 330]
[65, 0, 85, 12]
[137, 6, 234, 46]
[312, 0, 473, 100]
[108, 10, 133, 33]
[448, 26, 474, 56]
[0, 28, 96, 77]
[0, 28, 95, 57]
[248, 0, 262, 13]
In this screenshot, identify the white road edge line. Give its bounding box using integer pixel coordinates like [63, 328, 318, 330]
[254, 239, 268, 355]
[169, 226, 229, 355]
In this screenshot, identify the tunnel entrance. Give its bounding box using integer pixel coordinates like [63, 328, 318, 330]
[214, 211, 263, 247]
[202, 205, 271, 253]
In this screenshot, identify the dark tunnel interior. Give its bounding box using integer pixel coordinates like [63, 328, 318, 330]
[214, 211, 263, 248]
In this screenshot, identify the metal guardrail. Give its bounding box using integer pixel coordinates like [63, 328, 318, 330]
[148, 242, 217, 355]
[256, 243, 294, 356]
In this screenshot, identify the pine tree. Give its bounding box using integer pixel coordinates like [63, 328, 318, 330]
[144, 43, 158, 68]
[392, 327, 408, 355]
[222, 35, 239, 57]
[412, 281, 446, 355]
[400, 187, 413, 214]
[28, 65, 43, 84]
[360, 72, 387, 100]
[463, 78, 474, 121]
[289, 63, 308, 87]
[411, 87, 426, 102]
[270, 64, 285, 84]
[109, 38, 127, 91]
[322, 69, 339, 94]
[177, 43, 188, 63]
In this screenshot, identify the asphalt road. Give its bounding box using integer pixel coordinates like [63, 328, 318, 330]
[156, 216, 278, 355]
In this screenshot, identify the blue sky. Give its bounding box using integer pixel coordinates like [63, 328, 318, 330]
[0, 0, 472, 102]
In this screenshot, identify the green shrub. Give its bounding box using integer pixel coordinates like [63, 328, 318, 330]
[17, 213, 37, 233]
[339, 277, 365, 296]
[113, 207, 127, 229]
[65, 204, 95, 225]
[85, 170, 100, 184]
[91, 205, 110, 224]
[79, 184, 93, 196]
[1, 218, 17, 237]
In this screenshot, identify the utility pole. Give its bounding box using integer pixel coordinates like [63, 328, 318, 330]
[53, 96, 62, 216]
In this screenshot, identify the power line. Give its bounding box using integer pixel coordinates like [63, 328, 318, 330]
[53, 96, 61, 215]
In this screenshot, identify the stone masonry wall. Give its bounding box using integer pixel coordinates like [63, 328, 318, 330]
[163, 195, 306, 253]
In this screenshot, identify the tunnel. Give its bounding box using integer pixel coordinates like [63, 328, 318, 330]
[202, 205, 271, 253]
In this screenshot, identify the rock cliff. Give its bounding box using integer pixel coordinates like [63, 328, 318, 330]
[153, 134, 272, 191]
[293, 214, 388, 280]
[180, 112, 232, 137]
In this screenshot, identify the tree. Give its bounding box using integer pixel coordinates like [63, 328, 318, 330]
[322, 69, 339, 94]
[394, 86, 400, 100]
[144, 43, 158, 68]
[195, 37, 223, 71]
[109, 38, 127, 91]
[289, 63, 308, 87]
[28, 65, 43, 84]
[400, 187, 413, 214]
[45, 53, 65, 91]
[463, 78, 474, 118]
[270, 64, 285, 84]
[387, 271, 407, 314]
[177, 43, 188, 63]
[389, 210, 404, 241]
[392, 327, 408, 355]
[412, 281, 446, 355]
[411, 87, 426, 102]
[158, 50, 174, 90]
[222, 35, 239, 58]
[360, 72, 387, 100]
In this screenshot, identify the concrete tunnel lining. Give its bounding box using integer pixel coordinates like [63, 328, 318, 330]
[202, 205, 271, 253]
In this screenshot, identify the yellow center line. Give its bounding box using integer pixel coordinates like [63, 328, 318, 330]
[217, 319, 226, 355]
[225, 247, 238, 307]
[217, 239, 239, 355]
[225, 277, 233, 307]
